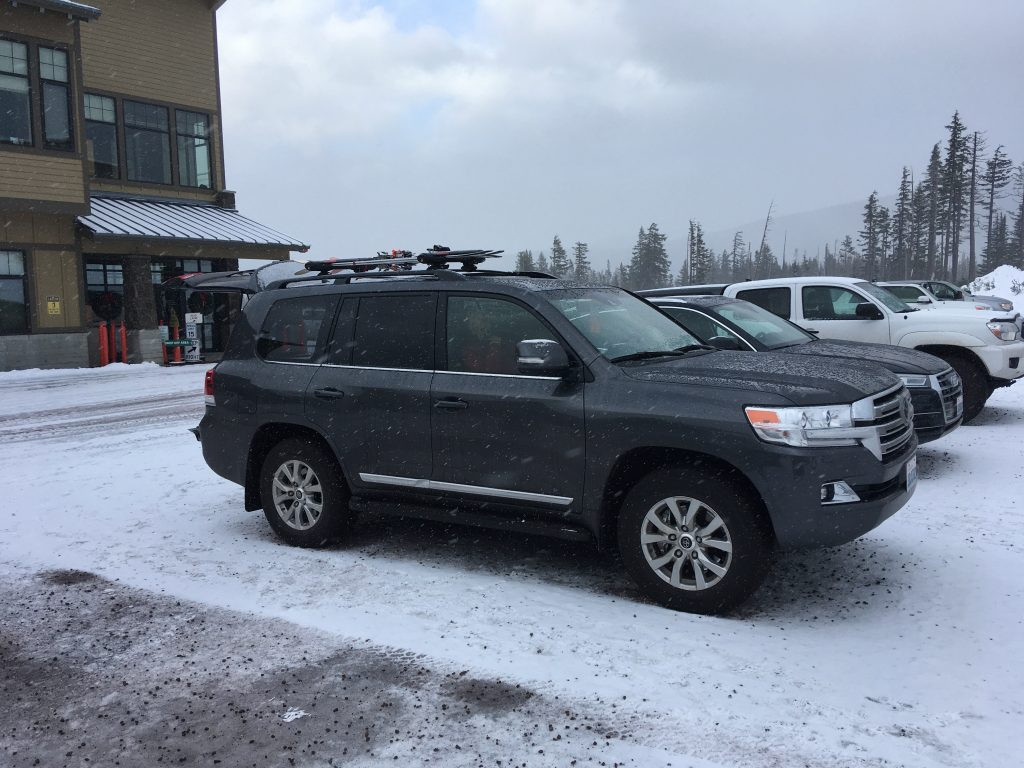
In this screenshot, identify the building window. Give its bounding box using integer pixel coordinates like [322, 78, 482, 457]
[39, 47, 72, 150]
[0, 250, 29, 334]
[84, 94, 118, 178]
[176, 110, 211, 188]
[124, 100, 171, 184]
[0, 40, 32, 146]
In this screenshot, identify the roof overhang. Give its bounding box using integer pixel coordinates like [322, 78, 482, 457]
[77, 196, 309, 253]
[5, 0, 101, 21]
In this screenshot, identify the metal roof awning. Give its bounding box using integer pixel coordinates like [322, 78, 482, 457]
[6, 0, 101, 21]
[78, 196, 309, 252]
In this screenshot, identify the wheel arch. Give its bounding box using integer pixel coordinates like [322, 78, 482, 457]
[597, 447, 772, 550]
[245, 422, 346, 511]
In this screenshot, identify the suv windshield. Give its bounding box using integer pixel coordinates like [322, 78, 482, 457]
[548, 288, 702, 361]
[855, 281, 914, 312]
[713, 301, 814, 349]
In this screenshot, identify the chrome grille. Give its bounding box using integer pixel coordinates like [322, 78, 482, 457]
[935, 369, 963, 423]
[853, 385, 914, 461]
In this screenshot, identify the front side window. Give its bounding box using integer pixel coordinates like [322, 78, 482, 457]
[351, 295, 435, 370]
[176, 110, 211, 188]
[924, 281, 962, 301]
[446, 295, 553, 375]
[257, 295, 337, 363]
[734, 287, 791, 319]
[802, 286, 872, 320]
[84, 94, 118, 178]
[0, 40, 31, 146]
[124, 100, 171, 184]
[0, 250, 29, 334]
[39, 47, 72, 150]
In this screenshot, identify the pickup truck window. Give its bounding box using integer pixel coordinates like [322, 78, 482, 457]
[924, 281, 963, 300]
[549, 288, 699, 360]
[446, 295, 551, 375]
[734, 287, 791, 319]
[855, 281, 914, 312]
[801, 286, 867, 320]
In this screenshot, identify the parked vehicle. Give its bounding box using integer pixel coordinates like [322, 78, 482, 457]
[642, 293, 962, 444]
[183, 252, 918, 615]
[653, 276, 1023, 422]
[878, 280, 1016, 314]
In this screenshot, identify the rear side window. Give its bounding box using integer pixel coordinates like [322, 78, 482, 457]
[351, 294, 435, 370]
[257, 295, 337, 363]
[735, 287, 791, 319]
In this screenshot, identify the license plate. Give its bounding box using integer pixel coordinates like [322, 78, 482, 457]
[906, 455, 917, 492]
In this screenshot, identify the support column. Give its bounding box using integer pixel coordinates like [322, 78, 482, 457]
[121, 256, 162, 364]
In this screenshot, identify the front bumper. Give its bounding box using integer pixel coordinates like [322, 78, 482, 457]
[747, 437, 917, 550]
[973, 340, 1024, 381]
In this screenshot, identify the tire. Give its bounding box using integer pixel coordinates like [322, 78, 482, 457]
[943, 352, 991, 424]
[617, 465, 774, 614]
[260, 439, 351, 547]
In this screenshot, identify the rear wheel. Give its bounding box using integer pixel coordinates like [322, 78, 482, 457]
[943, 352, 990, 423]
[617, 465, 774, 614]
[260, 439, 351, 547]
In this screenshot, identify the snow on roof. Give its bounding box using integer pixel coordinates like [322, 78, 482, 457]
[6, 0, 101, 21]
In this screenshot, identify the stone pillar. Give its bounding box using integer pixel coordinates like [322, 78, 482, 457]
[121, 256, 162, 364]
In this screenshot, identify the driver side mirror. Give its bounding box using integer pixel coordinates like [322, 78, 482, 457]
[855, 302, 884, 320]
[517, 339, 570, 375]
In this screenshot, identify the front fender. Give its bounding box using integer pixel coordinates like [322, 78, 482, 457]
[894, 330, 985, 349]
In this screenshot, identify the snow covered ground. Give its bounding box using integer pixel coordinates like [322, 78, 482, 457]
[966, 264, 1024, 309]
[2, 363, 1022, 766]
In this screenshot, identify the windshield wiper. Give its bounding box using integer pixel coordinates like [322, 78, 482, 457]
[610, 344, 713, 364]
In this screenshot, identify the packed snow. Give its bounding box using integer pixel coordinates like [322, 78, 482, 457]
[2, 363, 1022, 766]
[965, 264, 1024, 309]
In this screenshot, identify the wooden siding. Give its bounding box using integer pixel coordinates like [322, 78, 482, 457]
[0, 154, 87, 205]
[30, 248, 83, 330]
[79, 0, 218, 111]
[0, 5, 75, 43]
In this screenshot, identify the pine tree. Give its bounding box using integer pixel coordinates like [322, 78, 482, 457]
[628, 223, 671, 289]
[966, 131, 985, 281]
[572, 241, 590, 281]
[1010, 165, 1024, 269]
[838, 235, 857, 274]
[730, 231, 745, 280]
[859, 191, 881, 278]
[688, 220, 712, 283]
[942, 111, 970, 279]
[980, 145, 1014, 272]
[515, 249, 536, 272]
[983, 213, 1009, 268]
[876, 205, 891, 279]
[892, 167, 914, 279]
[536, 251, 549, 273]
[922, 144, 943, 278]
[550, 236, 571, 277]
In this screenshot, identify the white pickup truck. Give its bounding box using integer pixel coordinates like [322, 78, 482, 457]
[667, 276, 1023, 422]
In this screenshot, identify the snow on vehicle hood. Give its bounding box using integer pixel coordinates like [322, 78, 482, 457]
[781, 339, 948, 376]
[621, 350, 900, 406]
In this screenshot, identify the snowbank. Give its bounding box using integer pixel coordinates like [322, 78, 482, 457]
[966, 264, 1024, 308]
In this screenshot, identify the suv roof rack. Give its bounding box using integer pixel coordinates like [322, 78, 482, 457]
[266, 246, 556, 290]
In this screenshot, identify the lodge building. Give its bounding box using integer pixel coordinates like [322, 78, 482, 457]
[0, 0, 307, 371]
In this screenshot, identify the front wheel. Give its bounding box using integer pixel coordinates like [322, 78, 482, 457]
[617, 466, 774, 614]
[943, 352, 991, 424]
[260, 439, 351, 547]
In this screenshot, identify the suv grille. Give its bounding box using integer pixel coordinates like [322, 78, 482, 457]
[855, 385, 914, 461]
[935, 369, 963, 423]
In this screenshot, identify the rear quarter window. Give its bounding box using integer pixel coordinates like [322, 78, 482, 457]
[734, 287, 791, 319]
[257, 295, 338, 363]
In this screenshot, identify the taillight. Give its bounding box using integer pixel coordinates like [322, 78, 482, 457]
[204, 368, 216, 406]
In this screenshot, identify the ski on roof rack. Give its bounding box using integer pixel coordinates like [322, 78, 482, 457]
[302, 246, 504, 276]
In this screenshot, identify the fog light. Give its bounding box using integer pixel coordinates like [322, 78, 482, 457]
[821, 481, 861, 505]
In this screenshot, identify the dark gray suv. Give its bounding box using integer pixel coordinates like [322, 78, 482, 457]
[189, 254, 918, 614]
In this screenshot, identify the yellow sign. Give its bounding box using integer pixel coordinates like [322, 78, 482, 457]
[47, 297, 62, 316]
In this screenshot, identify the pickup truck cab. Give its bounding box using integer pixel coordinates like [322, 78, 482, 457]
[185, 254, 918, 615]
[663, 276, 1022, 422]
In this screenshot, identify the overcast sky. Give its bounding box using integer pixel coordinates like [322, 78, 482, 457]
[217, 0, 1024, 267]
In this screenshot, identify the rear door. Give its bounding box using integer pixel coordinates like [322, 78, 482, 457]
[796, 284, 891, 343]
[306, 292, 436, 485]
[430, 293, 586, 512]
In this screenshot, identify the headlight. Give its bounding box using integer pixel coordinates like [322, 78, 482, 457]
[986, 321, 1019, 341]
[898, 374, 929, 388]
[744, 404, 857, 448]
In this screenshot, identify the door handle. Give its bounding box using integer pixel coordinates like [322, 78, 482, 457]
[434, 398, 468, 410]
[313, 387, 347, 400]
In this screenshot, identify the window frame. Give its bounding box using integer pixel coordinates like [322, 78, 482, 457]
[123, 99, 172, 185]
[83, 92, 119, 179]
[175, 109, 212, 188]
[0, 249, 30, 335]
[0, 38, 33, 148]
[37, 45, 73, 151]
